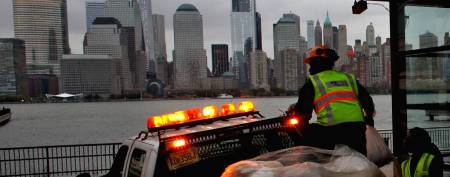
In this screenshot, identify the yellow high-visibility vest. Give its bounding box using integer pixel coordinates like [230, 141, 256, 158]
[309, 70, 364, 126]
[401, 153, 435, 177]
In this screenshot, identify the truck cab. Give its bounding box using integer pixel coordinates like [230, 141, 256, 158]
[87, 101, 302, 177]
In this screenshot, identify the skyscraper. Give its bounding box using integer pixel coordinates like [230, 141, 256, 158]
[84, 17, 132, 92]
[173, 3, 208, 90]
[231, 0, 256, 88]
[332, 26, 339, 50]
[298, 36, 308, 86]
[314, 20, 322, 46]
[105, 0, 149, 90]
[13, 0, 70, 75]
[338, 25, 348, 65]
[366, 22, 375, 46]
[273, 14, 301, 91]
[323, 12, 333, 48]
[152, 14, 168, 84]
[86, 1, 105, 30]
[256, 12, 262, 50]
[307, 20, 315, 49]
[445, 32, 450, 45]
[376, 36, 382, 53]
[249, 50, 269, 90]
[419, 31, 442, 80]
[136, 0, 155, 74]
[0, 39, 28, 96]
[212, 44, 229, 77]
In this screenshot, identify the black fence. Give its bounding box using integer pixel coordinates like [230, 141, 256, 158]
[0, 143, 121, 177]
[0, 127, 449, 177]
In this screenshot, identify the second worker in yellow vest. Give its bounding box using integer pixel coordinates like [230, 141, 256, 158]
[292, 45, 375, 155]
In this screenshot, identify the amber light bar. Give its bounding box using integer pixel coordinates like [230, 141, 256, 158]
[147, 101, 258, 131]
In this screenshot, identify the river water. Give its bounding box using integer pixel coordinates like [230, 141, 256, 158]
[1, 95, 449, 147]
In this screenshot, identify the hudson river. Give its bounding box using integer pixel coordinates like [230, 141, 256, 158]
[1, 95, 449, 147]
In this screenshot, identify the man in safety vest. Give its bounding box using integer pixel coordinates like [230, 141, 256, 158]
[402, 127, 443, 177]
[291, 45, 375, 155]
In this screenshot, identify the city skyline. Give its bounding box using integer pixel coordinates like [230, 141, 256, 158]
[0, 0, 391, 69]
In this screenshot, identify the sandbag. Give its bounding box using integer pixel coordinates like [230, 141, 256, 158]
[366, 125, 394, 166]
[221, 145, 385, 177]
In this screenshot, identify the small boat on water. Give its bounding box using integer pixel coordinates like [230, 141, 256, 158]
[0, 107, 11, 125]
[217, 93, 233, 99]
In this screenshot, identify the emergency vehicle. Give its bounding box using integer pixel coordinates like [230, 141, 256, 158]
[86, 101, 303, 177]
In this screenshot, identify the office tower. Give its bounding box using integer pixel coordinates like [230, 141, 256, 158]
[231, 0, 256, 88]
[332, 26, 339, 50]
[445, 32, 450, 81]
[273, 14, 301, 91]
[105, 0, 148, 90]
[0, 39, 28, 96]
[419, 31, 442, 80]
[307, 20, 315, 49]
[314, 20, 323, 46]
[382, 38, 391, 89]
[445, 32, 450, 45]
[366, 22, 375, 46]
[84, 17, 132, 92]
[338, 25, 348, 65]
[354, 39, 363, 56]
[136, 0, 155, 73]
[212, 44, 229, 77]
[323, 12, 333, 48]
[13, 0, 70, 75]
[151, 14, 168, 84]
[277, 49, 299, 91]
[86, 1, 105, 30]
[256, 12, 262, 50]
[173, 3, 208, 90]
[298, 36, 308, 86]
[249, 50, 269, 90]
[61, 55, 120, 96]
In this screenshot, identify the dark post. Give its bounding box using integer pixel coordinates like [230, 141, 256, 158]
[46, 147, 51, 177]
[390, 1, 408, 156]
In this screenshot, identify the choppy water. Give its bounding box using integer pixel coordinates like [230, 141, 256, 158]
[1, 95, 449, 147]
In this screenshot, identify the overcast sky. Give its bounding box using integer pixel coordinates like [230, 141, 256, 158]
[0, 0, 392, 68]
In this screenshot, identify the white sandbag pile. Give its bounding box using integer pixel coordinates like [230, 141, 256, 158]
[366, 125, 394, 166]
[221, 145, 385, 177]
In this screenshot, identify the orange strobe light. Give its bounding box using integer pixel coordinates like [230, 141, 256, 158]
[172, 139, 187, 148]
[288, 117, 299, 125]
[221, 103, 236, 116]
[148, 115, 169, 128]
[202, 105, 219, 118]
[238, 101, 254, 113]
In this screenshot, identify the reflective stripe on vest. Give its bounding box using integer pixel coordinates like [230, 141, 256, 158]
[401, 153, 435, 177]
[309, 71, 364, 126]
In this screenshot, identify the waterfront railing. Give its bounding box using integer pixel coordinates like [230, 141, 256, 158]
[0, 127, 449, 177]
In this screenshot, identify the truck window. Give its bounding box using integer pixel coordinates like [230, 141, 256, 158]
[105, 145, 129, 177]
[127, 148, 146, 177]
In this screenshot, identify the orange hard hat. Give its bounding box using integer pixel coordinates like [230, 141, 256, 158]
[304, 45, 338, 64]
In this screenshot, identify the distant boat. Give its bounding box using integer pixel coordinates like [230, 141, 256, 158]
[217, 94, 233, 99]
[0, 107, 11, 125]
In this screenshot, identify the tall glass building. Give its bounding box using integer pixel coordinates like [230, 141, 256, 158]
[86, 1, 105, 30]
[13, 0, 70, 75]
[230, 0, 256, 88]
[0, 39, 28, 96]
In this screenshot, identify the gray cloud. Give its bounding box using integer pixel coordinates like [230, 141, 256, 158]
[1, 0, 391, 69]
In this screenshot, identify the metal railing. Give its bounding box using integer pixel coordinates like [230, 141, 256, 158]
[0, 143, 121, 177]
[0, 127, 449, 177]
[378, 126, 450, 152]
